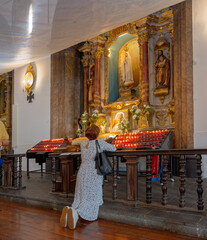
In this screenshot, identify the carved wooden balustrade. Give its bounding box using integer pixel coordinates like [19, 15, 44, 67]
[106, 149, 206, 211]
[1, 153, 25, 189]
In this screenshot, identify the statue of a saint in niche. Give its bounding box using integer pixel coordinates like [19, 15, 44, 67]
[122, 51, 134, 87]
[155, 50, 170, 88]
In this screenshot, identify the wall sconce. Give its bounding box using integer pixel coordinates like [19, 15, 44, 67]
[24, 64, 35, 103]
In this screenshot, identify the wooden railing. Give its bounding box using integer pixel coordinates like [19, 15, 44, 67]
[1, 154, 25, 189]
[106, 149, 207, 211]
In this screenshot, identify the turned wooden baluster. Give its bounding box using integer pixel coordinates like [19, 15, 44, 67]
[146, 155, 152, 204]
[13, 157, 18, 188]
[179, 155, 186, 208]
[113, 156, 118, 200]
[52, 156, 56, 192]
[196, 154, 204, 210]
[162, 155, 168, 205]
[18, 155, 22, 189]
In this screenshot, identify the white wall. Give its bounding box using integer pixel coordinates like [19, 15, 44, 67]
[13, 56, 51, 171]
[193, 0, 207, 177]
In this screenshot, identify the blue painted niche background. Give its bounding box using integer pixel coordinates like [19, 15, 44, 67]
[108, 33, 137, 103]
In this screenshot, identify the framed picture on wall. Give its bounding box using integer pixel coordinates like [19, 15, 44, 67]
[110, 109, 129, 133]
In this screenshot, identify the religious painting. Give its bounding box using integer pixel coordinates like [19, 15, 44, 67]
[119, 38, 140, 93]
[110, 109, 129, 133]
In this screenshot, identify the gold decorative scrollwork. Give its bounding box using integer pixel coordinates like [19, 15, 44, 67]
[167, 98, 175, 125]
[139, 114, 148, 128]
[156, 110, 168, 126]
[92, 49, 104, 59]
[81, 56, 90, 67]
[107, 23, 136, 44]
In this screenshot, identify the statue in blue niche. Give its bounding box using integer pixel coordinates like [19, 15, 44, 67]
[122, 51, 134, 87]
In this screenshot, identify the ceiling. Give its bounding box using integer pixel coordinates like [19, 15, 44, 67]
[0, 0, 184, 74]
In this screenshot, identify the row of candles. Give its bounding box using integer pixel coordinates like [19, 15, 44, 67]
[113, 130, 169, 149]
[116, 130, 168, 140]
[30, 138, 72, 152]
[41, 138, 72, 143]
[113, 143, 160, 149]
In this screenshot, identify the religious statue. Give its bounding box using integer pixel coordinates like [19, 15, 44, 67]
[155, 50, 170, 88]
[122, 51, 134, 87]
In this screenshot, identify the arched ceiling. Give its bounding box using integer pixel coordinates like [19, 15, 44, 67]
[0, 0, 184, 74]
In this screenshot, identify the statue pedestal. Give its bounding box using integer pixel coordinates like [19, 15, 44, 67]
[118, 88, 136, 101]
[154, 87, 169, 104]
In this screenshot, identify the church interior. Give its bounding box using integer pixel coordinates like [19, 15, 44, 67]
[0, 0, 207, 239]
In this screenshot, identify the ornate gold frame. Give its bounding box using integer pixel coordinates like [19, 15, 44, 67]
[110, 109, 129, 133]
[25, 64, 35, 95]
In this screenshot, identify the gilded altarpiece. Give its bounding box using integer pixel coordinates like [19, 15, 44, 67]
[0, 73, 12, 148]
[100, 8, 175, 134]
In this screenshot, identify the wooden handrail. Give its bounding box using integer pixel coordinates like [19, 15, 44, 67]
[106, 149, 206, 211]
[106, 148, 207, 156]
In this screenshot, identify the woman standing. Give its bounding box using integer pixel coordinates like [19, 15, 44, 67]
[60, 124, 116, 229]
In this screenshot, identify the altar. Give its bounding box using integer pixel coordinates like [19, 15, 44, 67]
[77, 9, 175, 138]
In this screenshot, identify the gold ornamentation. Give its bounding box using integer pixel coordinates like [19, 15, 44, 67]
[93, 49, 104, 59]
[153, 33, 170, 103]
[139, 114, 148, 128]
[156, 110, 168, 126]
[154, 33, 170, 51]
[168, 28, 174, 40]
[0, 73, 12, 130]
[107, 23, 136, 44]
[154, 87, 169, 104]
[167, 98, 175, 125]
[103, 99, 140, 111]
[81, 56, 90, 67]
[24, 64, 35, 95]
[138, 30, 150, 44]
[110, 109, 129, 133]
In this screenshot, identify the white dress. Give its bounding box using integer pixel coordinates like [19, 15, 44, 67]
[72, 139, 116, 221]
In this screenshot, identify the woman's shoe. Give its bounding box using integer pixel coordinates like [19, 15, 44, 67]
[60, 206, 70, 227]
[68, 208, 79, 230]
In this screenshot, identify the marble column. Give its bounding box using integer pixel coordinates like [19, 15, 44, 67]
[139, 32, 150, 104]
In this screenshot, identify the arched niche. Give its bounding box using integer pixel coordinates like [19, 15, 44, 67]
[107, 33, 139, 103]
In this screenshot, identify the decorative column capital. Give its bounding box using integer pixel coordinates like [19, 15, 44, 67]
[81, 56, 90, 67]
[90, 35, 106, 59]
[92, 49, 104, 59]
[79, 42, 91, 67]
[138, 30, 150, 45]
